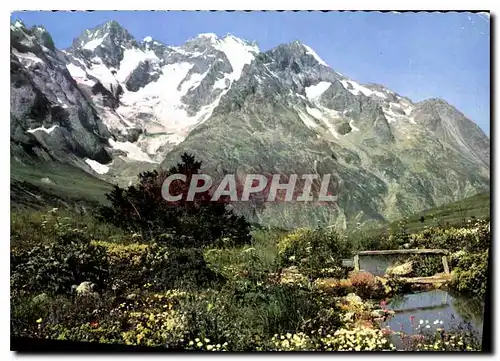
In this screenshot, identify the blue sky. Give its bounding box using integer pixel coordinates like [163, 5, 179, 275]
[12, 11, 490, 135]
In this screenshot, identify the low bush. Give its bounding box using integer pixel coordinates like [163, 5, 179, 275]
[348, 271, 382, 299]
[11, 231, 109, 296]
[450, 250, 489, 299]
[139, 245, 224, 292]
[277, 228, 350, 279]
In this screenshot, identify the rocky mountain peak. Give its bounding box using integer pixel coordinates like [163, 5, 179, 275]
[265, 40, 328, 72]
[70, 20, 137, 68]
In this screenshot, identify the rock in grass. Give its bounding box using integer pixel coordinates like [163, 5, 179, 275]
[386, 261, 413, 276]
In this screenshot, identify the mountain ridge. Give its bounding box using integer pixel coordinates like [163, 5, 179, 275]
[10, 19, 490, 228]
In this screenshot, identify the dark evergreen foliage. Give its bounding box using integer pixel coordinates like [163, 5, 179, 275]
[97, 153, 252, 247]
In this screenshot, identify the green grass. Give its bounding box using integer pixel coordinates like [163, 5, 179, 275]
[11, 160, 113, 208]
[394, 191, 490, 233]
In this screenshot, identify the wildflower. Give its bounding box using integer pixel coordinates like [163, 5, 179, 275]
[410, 315, 415, 322]
[419, 320, 424, 325]
[36, 318, 42, 324]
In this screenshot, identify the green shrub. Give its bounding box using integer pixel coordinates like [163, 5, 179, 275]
[97, 153, 252, 247]
[408, 254, 443, 277]
[406, 219, 490, 297]
[180, 283, 327, 351]
[91, 240, 149, 293]
[11, 231, 109, 295]
[450, 250, 489, 299]
[277, 228, 350, 278]
[139, 245, 223, 291]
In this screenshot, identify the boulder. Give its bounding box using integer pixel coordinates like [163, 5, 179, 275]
[386, 261, 413, 276]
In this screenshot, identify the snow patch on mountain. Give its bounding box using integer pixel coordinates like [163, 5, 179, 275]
[109, 138, 158, 163]
[86, 57, 119, 92]
[12, 49, 44, 68]
[340, 79, 387, 99]
[180, 70, 210, 93]
[66, 63, 88, 78]
[116, 48, 159, 83]
[27, 125, 59, 134]
[349, 119, 360, 132]
[213, 35, 259, 81]
[118, 62, 193, 127]
[306, 106, 340, 139]
[383, 104, 416, 125]
[296, 107, 320, 129]
[85, 158, 110, 174]
[305, 81, 332, 99]
[83, 35, 107, 51]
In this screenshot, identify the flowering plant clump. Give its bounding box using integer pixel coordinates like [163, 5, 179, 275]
[90, 240, 149, 266]
[348, 271, 386, 298]
[323, 327, 396, 351]
[270, 332, 315, 351]
[400, 325, 481, 351]
[120, 308, 187, 347]
[277, 227, 350, 279]
[185, 338, 229, 351]
[279, 266, 309, 287]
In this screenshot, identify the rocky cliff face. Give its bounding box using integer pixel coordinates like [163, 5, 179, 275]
[10, 20, 490, 228]
[10, 21, 112, 168]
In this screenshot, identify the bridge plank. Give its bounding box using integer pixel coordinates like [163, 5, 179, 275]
[357, 249, 449, 256]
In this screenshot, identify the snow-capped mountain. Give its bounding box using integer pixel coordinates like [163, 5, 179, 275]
[63, 21, 260, 165]
[10, 20, 490, 227]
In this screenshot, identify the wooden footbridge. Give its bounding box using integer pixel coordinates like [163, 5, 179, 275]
[351, 249, 452, 284]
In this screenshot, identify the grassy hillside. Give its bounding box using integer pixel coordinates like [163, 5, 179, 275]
[391, 191, 490, 233]
[10, 156, 490, 230]
[11, 160, 113, 209]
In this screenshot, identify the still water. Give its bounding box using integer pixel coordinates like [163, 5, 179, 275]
[358, 255, 485, 347]
[383, 289, 484, 345]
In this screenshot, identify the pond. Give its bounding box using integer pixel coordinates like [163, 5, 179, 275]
[383, 289, 484, 348]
